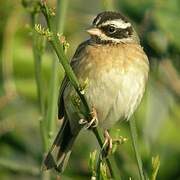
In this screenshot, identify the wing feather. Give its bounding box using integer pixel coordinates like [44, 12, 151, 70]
[58, 40, 90, 119]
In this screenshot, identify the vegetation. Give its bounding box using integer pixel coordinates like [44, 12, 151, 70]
[0, 0, 179, 179]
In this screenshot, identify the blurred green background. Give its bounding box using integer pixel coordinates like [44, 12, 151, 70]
[0, 0, 180, 179]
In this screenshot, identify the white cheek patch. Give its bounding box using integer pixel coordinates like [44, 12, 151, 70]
[101, 19, 131, 29]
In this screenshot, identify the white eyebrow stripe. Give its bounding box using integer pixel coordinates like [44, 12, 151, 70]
[101, 19, 131, 29]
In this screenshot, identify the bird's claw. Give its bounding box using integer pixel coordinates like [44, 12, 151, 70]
[79, 107, 98, 129]
[102, 130, 113, 158]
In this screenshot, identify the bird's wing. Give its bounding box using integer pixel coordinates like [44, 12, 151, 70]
[58, 40, 90, 119]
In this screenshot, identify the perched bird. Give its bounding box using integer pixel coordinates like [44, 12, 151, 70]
[43, 11, 149, 172]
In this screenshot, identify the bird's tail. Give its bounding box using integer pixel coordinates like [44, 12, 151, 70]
[42, 118, 78, 173]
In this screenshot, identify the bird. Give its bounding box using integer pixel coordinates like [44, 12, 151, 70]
[43, 11, 149, 173]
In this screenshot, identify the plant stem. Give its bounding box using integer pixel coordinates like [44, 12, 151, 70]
[45, 0, 69, 146]
[31, 13, 48, 152]
[96, 153, 101, 180]
[40, 2, 114, 178]
[46, 58, 59, 144]
[92, 129, 115, 179]
[129, 118, 145, 180]
[56, 0, 68, 32]
[31, 11, 50, 180]
[1, 6, 18, 101]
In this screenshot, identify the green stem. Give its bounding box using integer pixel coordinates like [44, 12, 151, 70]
[46, 58, 59, 143]
[96, 154, 101, 180]
[129, 118, 145, 180]
[40, 1, 114, 178]
[31, 12, 50, 180]
[56, 0, 69, 32]
[93, 129, 115, 179]
[45, 0, 69, 145]
[31, 13, 48, 152]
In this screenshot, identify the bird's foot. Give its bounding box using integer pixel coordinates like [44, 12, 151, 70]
[101, 130, 128, 158]
[88, 107, 99, 128]
[102, 130, 113, 158]
[79, 107, 98, 129]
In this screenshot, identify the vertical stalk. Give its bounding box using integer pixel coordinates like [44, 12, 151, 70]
[31, 13, 48, 152]
[45, 57, 59, 144]
[92, 129, 115, 179]
[31, 12, 50, 180]
[45, 0, 69, 146]
[129, 118, 145, 180]
[56, 0, 69, 33]
[1, 6, 18, 100]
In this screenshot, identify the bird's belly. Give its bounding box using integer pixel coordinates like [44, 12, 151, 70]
[67, 43, 149, 129]
[82, 67, 146, 129]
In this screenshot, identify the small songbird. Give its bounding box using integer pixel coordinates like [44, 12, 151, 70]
[43, 11, 149, 172]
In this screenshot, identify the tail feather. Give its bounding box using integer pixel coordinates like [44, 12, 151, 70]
[42, 118, 78, 172]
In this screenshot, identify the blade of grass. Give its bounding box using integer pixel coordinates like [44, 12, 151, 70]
[129, 118, 145, 180]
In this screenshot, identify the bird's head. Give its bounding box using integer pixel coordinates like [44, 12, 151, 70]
[87, 11, 139, 44]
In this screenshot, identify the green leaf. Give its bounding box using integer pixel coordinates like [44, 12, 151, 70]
[151, 155, 160, 180]
[89, 150, 97, 178]
[100, 162, 109, 180]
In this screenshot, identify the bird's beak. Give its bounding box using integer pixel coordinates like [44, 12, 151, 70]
[86, 27, 102, 36]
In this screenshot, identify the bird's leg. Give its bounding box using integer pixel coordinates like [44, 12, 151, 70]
[79, 107, 98, 129]
[85, 107, 99, 129]
[102, 130, 113, 158]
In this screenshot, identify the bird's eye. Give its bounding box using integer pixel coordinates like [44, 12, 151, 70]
[107, 26, 116, 34]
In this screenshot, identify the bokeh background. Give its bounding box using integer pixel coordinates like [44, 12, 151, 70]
[0, 0, 180, 179]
